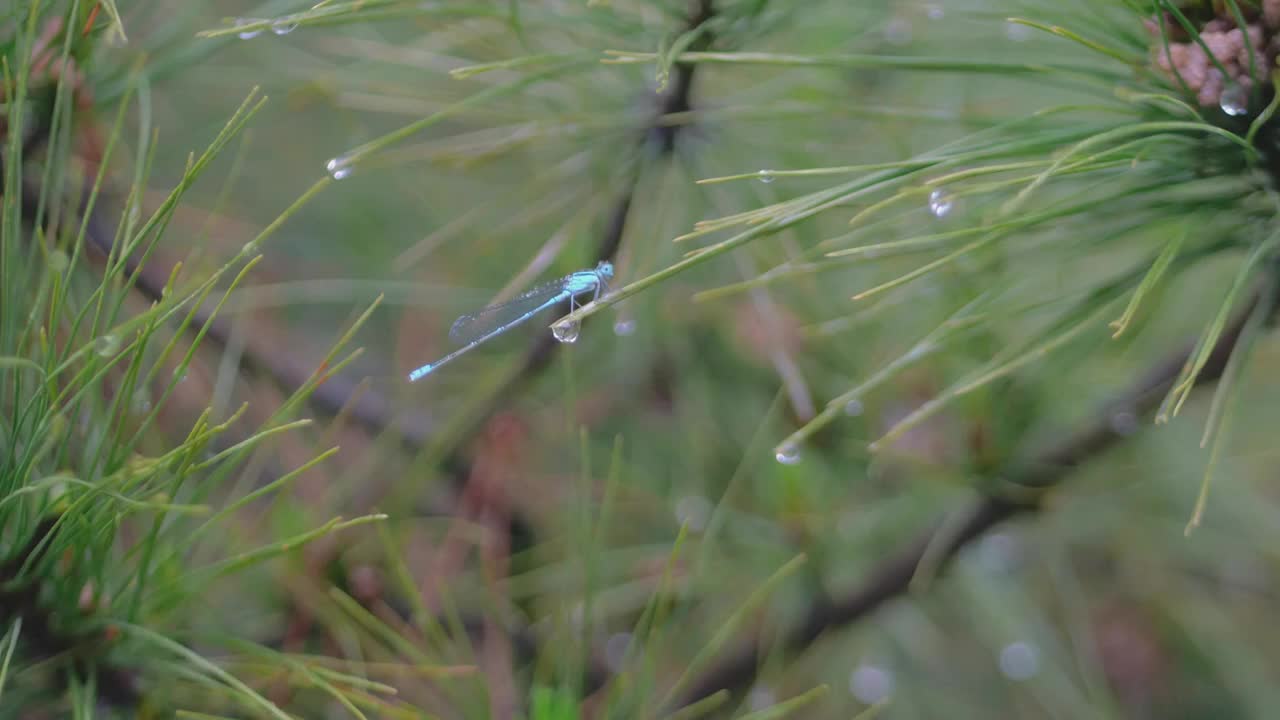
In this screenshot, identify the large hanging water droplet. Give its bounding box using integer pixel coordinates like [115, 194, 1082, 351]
[927, 188, 955, 218]
[774, 443, 801, 465]
[270, 20, 299, 35]
[325, 154, 354, 180]
[552, 320, 581, 343]
[94, 335, 121, 357]
[1220, 83, 1249, 117]
[234, 18, 265, 39]
[756, 169, 776, 184]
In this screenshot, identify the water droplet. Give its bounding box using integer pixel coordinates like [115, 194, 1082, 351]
[94, 335, 121, 357]
[326, 154, 354, 180]
[270, 20, 299, 35]
[756, 169, 775, 184]
[48, 250, 69, 273]
[844, 399, 864, 417]
[604, 632, 634, 672]
[999, 641, 1040, 680]
[925, 4, 944, 20]
[850, 664, 894, 704]
[1220, 83, 1249, 116]
[927, 188, 955, 218]
[1006, 21, 1032, 42]
[674, 495, 712, 533]
[234, 18, 265, 40]
[172, 367, 188, 383]
[613, 319, 636, 336]
[242, 240, 260, 256]
[774, 443, 801, 465]
[552, 320, 581, 343]
[1109, 410, 1138, 436]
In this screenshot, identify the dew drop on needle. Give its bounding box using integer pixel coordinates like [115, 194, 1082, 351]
[326, 154, 354, 180]
[234, 18, 265, 39]
[927, 188, 955, 218]
[774, 443, 801, 465]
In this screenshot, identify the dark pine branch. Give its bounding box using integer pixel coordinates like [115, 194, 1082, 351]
[435, 0, 717, 546]
[672, 284, 1273, 710]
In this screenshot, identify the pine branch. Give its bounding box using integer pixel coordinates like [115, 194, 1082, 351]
[672, 282, 1273, 710]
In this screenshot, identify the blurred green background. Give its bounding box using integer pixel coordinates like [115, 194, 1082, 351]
[7, 0, 1280, 717]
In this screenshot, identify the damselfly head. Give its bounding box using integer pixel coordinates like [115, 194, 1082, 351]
[596, 261, 615, 279]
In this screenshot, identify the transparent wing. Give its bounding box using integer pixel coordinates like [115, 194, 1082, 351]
[448, 278, 568, 344]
